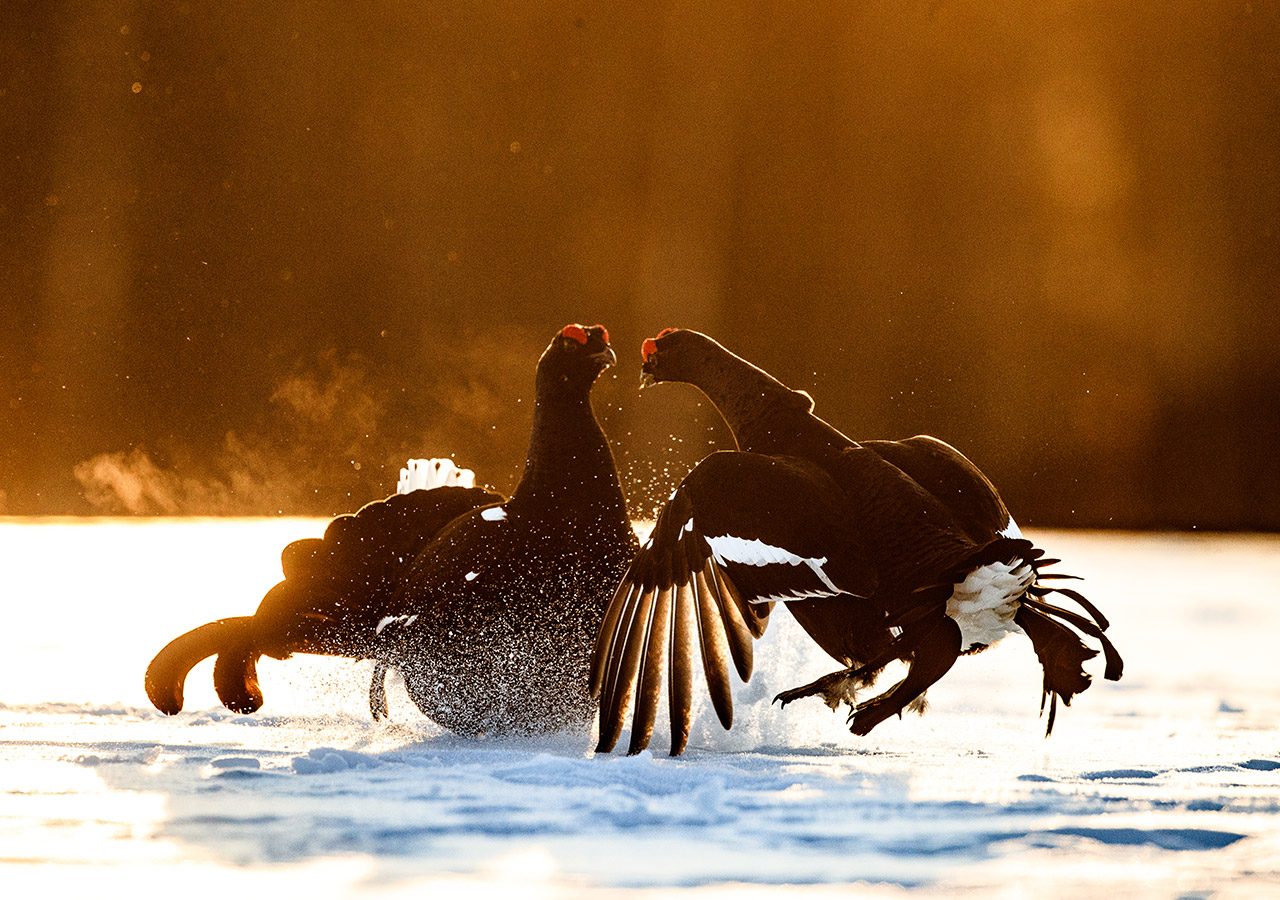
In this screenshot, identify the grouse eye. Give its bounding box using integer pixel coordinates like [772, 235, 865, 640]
[560, 324, 589, 346]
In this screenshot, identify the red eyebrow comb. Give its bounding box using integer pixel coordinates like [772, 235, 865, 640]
[641, 328, 678, 362]
[560, 324, 589, 345]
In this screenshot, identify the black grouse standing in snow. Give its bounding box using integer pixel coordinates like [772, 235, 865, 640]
[147, 323, 638, 735]
[591, 328, 1122, 755]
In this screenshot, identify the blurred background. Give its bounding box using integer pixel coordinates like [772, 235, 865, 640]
[1, 1, 1276, 528]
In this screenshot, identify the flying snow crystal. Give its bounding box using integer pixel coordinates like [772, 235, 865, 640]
[397, 458, 476, 494]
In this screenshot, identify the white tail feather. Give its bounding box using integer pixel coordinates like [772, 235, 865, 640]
[396, 458, 476, 494]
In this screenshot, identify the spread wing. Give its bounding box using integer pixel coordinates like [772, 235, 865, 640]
[590, 451, 878, 756]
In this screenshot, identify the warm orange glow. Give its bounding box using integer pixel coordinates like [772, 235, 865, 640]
[1, 6, 1273, 531]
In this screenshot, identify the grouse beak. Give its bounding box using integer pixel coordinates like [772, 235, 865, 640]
[591, 346, 617, 368]
[639, 351, 658, 389]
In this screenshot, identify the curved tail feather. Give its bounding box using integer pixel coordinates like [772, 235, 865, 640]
[213, 636, 265, 714]
[144, 617, 256, 715]
[144, 484, 503, 718]
[943, 537, 1123, 734]
[1014, 604, 1100, 735]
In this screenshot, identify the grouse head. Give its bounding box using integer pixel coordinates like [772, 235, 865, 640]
[640, 327, 772, 390]
[640, 327, 817, 416]
[639, 327, 719, 389]
[537, 323, 616, 393]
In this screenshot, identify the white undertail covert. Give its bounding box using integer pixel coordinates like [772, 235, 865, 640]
[946, 558, 1035, 652]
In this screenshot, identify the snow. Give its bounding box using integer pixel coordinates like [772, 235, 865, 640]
[1, 520, 1278, 895]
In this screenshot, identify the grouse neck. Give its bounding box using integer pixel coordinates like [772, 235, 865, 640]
[510, 384, 624, 512]
[687, 351, 852, 456]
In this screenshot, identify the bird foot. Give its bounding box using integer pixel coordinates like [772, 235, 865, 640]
[847, 693, 900, 736]
[846, 685, 928, 735]
[774, 670, 860, 710]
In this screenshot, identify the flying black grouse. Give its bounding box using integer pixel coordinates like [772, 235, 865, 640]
[147, 324, 639, 735]
[591, 328, 1122, 755]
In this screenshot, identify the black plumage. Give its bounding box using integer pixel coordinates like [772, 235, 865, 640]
[591, 328, 1122, 755]
[146, 323, 638, 735]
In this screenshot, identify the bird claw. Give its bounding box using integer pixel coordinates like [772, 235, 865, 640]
[774, 670, 859, 709]
[846, 694, 896, 735]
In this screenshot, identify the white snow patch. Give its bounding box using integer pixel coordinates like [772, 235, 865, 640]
[4, 521, 1280, 896]
[464, 571, 478, 582]
[480, 506, 507, 522]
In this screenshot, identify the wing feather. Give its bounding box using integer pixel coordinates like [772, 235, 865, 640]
[702, 561, 754, 682]
[589, 579, 630, 698]
[590, 450, 878, 755]
[628, 586, 672, 754]
[667, 580, 695, 756]
[692, 569, 735, 730]
[595, 583, 646, 752]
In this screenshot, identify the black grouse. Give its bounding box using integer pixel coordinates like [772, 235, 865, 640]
[147, 323, 639, 735]
[591, 328, 1122, 755]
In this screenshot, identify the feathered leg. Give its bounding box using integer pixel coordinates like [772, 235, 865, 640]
[847, 617, 962, 736]
[369, 660, 391, 720]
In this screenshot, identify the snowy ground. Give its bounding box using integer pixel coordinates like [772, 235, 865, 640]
[2, 519, 1278, 896]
